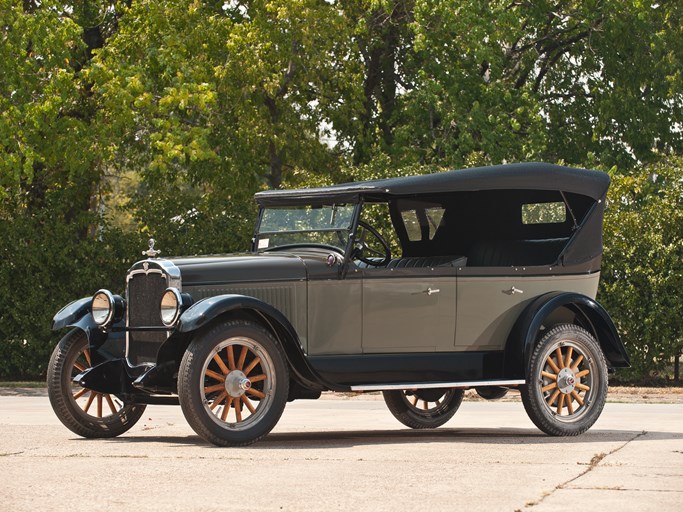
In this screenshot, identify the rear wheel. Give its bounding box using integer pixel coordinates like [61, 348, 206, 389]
[47, 329, 146, 438]
[178, 319, 289, 446]
[383, 388, 464, 429]
[521, 324, 608, 436]
[475, 386, 509, 400]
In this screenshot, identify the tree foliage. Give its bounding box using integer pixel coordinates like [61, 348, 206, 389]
[600, 158, 683, 381]
[0, 0, 681, 379]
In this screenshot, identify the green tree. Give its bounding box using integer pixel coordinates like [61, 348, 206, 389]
[600, 158, 683, 381]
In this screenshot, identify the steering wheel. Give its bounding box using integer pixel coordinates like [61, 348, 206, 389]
[354, 220, 391, 266]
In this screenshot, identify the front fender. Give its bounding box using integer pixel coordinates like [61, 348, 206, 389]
[178, 294, 339, 391]
[52, 297, 124, 364]
[505, 291, 630, 379]
[52, 297, 91, 330]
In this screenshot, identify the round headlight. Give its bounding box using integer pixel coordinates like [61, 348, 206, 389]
[91, 290, 115, 326]
[160, 288, 182, 327]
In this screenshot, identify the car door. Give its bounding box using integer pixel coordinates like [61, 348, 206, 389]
[360, 265, 457, 352]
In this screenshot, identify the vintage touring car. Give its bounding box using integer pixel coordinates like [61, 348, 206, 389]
[48, 162, 630, 446]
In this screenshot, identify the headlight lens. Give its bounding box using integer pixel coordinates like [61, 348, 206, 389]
[160, 288, 182, 327]
[91, 290, 115, 326]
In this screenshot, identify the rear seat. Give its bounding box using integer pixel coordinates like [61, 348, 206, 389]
[467, 238, 569, 267]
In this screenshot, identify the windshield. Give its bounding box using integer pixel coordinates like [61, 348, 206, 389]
[256, 204, 356, 252]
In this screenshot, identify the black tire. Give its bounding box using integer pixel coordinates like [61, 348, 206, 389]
[47, 329, 146, 438]
[178, 319, 289, 446]
[521, 324, 608, 436]
[382, 388, 465, 429]
[475, 386, 509, 400]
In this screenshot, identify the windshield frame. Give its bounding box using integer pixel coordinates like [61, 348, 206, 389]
[252, 202, 362, 257]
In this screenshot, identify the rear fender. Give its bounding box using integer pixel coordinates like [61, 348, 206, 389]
[178, 295, 336, 391]
[504, 291, 630, 379]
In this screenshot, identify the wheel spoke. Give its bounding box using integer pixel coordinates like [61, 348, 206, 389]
[570, 354, 584, 372]
[546, 355, 561, 374]
[220, 402, 230, 421]
[243, 357, 261, 376]
[233, 398, 242, 422]
[227, 345, 236, 370]
[73, 362, 86, 372]
[411, 395, 419, 406]
[73, 387, 88, 400]
[213, 354, 229, 374]
[566, 395, 574, 414]
[204, 383, 225, 394]
[571, 390, 584, 406]
[105, 394, 117, 414]
[547, 389, 560, 406]
[541, 371, 557, 381]
[96, 394, 103, 417]
[422, 400, 429, 411]
[542, 382, 557, 393]
[83, 392, 96, 413]
[205, 369, 226, 382]
[575, 369, 590, 379]
[556, 393, 565, 415]
[83, 348, 92, 366]
[564, 346, 574, 369]
[555, 348, 565, 369]
[242, 395, 256, 414]
[210, 392, 228, 410]
[247, 388, 266, 399]
[575, 382, 590, 392]
[249, 374, 267, 383]
[237, 346, 248, 371]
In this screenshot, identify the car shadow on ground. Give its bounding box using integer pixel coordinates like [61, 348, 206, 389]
[99, 427, 682, 449]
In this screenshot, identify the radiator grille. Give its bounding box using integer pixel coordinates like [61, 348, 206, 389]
[127, 270, 169, 364]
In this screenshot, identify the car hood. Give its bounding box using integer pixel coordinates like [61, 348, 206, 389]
[168, 252, 310, 286]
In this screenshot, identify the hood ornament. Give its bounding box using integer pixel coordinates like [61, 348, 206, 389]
[143, 238, 161, 258]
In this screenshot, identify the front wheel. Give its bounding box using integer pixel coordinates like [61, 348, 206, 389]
[383, 388, 465, 429]
[521, 324, 608, 436]
[178, 319, 289, 446]
[47, 329, 146, 438]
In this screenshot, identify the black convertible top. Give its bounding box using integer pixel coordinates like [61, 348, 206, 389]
[254, 162, 610, 206]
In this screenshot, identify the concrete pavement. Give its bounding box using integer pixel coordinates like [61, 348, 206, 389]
[0, 393, 681, 511]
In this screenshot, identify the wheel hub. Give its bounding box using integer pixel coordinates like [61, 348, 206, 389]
[557, 367, 576, 394]
[225, 370, 251, 397]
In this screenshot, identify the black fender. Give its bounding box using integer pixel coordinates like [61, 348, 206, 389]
[52, 297, 91, 331]
[52, 297, 125, 366]
[504, 291, 630, 379]
[177, 295, 340, 391]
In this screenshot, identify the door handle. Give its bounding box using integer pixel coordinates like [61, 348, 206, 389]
[425, 288, 440, 295]
[503, 286, 524, 295]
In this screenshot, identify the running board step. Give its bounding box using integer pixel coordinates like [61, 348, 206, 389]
[349, 379, 525, 392]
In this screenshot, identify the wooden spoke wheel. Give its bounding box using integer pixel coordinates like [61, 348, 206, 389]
[47, 329, 146, 438]
[383, 388, 465, 429]
[178, 320, 289, 447]
[521, 324, 608, 436]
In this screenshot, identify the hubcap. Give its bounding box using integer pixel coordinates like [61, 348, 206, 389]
[557, 367, 576, 394]
[224, 370, 251, 397]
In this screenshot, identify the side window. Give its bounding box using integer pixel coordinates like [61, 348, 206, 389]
[522, 202, 566, 225]
[400, 210, 422, 241]
[400, 204, 445, 241]
[425, 207, 445, 239]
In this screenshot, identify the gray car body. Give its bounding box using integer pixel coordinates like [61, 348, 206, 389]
[53, 162, 629, 399]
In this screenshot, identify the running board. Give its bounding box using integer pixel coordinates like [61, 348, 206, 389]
[349, 379, 526, 392]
